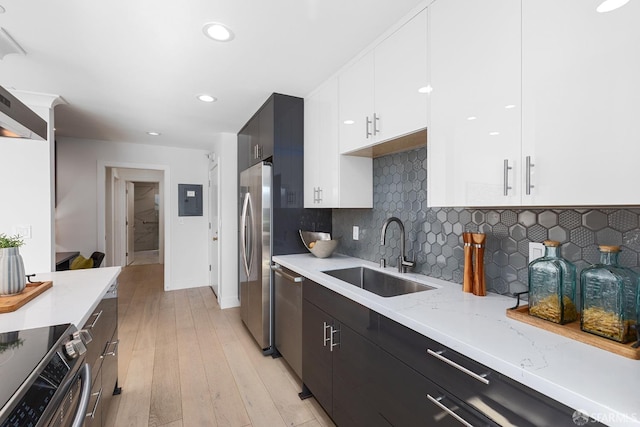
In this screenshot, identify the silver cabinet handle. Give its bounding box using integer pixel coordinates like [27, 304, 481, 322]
[271, 264, 304, 283]
[101, 339, 119, 358]
[426, 394, 473, 427]
[330, 326, 340, 351]
[366, 116, 372, 138]
[503, 159, 512, 196]
[86, 387, 103, 419]
[373, 113, 380, 135]
[87, 310, 103, 329]
[323, 322, 331, 347]
[526, 156, 535, 195]
[318, 187, 323, 203]
[427, 349, 490, 385]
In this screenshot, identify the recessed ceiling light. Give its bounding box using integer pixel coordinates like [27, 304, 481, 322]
[147, 131, 161, 136]
[197, 94, 217, 103]
[504, 104, 516, 109]
[343, 120, 355, 125]
[418, 85, 433, 94]
[203, 22, 234, 42]
[489, 131, 500, 136]
[597, 0, 629, 12]
[467, 116, 477, 121]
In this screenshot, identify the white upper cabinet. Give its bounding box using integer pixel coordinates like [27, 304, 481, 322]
[339, 52, 376, 154]
[521, 0, 640, 206]
[429, 0, 640, 207]
[304, 77, 373, 208]
[339, 8, 428, 154]
[428, 0, 522, 207]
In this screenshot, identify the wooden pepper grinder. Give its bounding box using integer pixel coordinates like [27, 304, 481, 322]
[462, 232, 474, 293]
[472, 233, 486, 296]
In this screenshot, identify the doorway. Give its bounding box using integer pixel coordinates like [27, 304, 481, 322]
[209, 158, 221, 298]
[128, 181, 160, 265]
[105, 167, 165, 268]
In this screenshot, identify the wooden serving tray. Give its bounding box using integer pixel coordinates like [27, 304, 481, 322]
[507, 305, 640, 360]
[0, 281, 53, 313]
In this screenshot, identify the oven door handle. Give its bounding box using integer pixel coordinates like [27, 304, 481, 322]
[71, 363, 92, 427]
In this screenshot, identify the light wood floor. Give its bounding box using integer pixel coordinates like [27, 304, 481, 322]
[104, 264, 335, 427]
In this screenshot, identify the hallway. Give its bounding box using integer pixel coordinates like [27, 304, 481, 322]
[105, 264, 333, 427]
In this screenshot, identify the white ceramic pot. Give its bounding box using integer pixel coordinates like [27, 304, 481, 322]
[0, 247, 26, 296]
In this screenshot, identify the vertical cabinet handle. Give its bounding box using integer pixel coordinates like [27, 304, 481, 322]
[526, 156, 535, 195]
[323, 322, 331, 347]
[330, 326, 340, 351]
[365, 116, 372, 138]
[503, 159, 512, 196]
[426, 394, 474, 427]
[373, 113, 380, 135]
[318, 187, 322, 203]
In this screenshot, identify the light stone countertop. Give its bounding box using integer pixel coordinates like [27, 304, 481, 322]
[273, 253, 640, 427]
[0, 266, 121, 333]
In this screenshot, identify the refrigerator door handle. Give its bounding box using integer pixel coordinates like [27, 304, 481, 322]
[240, 192, 253, 278]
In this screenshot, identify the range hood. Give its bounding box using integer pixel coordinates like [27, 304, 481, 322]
[0, 85, 47, 140]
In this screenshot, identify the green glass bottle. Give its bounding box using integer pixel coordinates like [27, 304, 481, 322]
[580, 245, 639, 343]
[528, 240, 577, 324]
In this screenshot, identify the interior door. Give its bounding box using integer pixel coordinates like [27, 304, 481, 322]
[209, 159, 220, 298]
[126, 181, 135, 265]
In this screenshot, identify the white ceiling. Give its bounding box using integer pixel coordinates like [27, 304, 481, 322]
[0, 0, 425, 150]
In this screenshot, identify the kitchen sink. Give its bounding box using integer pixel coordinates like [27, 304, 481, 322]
[322, 266, 435, 297]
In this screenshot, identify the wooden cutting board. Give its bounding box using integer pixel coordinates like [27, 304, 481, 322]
[0, 281, 53, 313]
[507, 305, 640, 360]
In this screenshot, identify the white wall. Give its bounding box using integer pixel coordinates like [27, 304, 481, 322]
[210, 132, 239, 308]
[0, 94, 60, 274]
[56, 137, 210, 291]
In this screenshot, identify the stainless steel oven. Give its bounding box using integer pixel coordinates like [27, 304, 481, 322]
[0, 324, 92, 427]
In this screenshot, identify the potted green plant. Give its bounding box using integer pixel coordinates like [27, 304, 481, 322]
[0, 233, 26, 296]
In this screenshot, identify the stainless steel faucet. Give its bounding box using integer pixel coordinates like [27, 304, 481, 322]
[380, 217, 415, 273]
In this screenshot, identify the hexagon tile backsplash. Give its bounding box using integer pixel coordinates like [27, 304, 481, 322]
[332, 146, 640, 296]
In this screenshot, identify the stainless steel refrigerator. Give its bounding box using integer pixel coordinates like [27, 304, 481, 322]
[239, 162, 272, 353]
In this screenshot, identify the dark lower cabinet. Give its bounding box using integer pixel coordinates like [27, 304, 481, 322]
[302, 279, 605, 427]
[82, 284, 119, 427]
[303, 299, 388, 427]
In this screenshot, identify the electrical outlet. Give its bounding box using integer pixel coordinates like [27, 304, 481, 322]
[353, 226, 359, 240]
[529, 242, 545, 262]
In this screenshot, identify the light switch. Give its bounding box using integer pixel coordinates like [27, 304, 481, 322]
[187, 190, 196, 197]
[529, 242, 545, 262]
[353, 226, 359, 240]
[13, 225, 31, 239]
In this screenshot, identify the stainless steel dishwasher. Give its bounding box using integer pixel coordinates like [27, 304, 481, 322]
[272, 263, 304, 379]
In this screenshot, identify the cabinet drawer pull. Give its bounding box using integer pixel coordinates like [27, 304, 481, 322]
[101, 339, 119, 358]
[366, 116, 372, 138]
[87, 310, 103, 329]
[86, 387, 103, 419]
[323, 322, 331, 347]
[330, 326, 340, 351]
[503, 159, 512, 196]
[426, 394, 473, 427]
[427, 349, 490, 385]
[525, 156, 535, 195]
